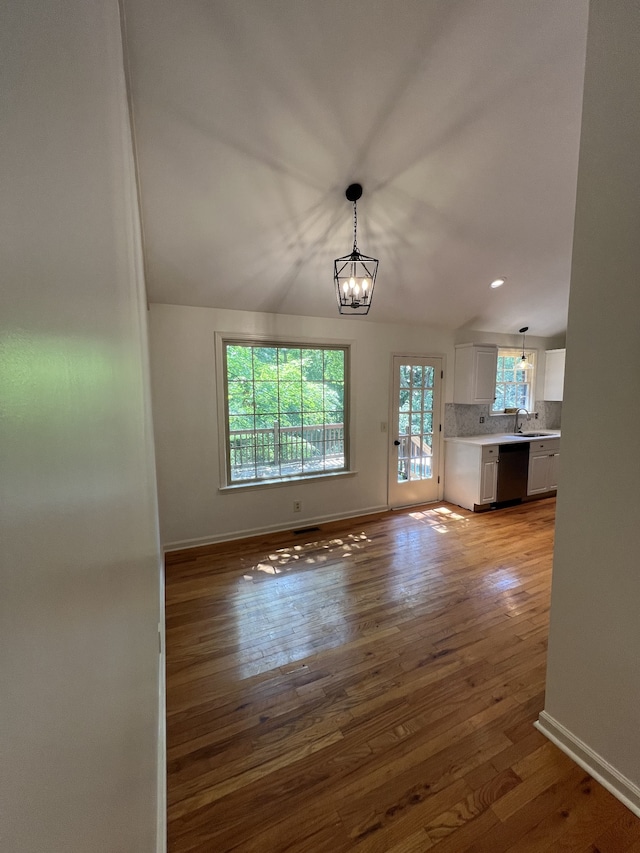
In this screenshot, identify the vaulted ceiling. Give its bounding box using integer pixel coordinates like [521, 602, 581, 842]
[122, 0, 588, 336]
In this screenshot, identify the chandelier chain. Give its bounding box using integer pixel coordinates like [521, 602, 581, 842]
[352, 201, 358, 252]
[334, 183, 378, 315]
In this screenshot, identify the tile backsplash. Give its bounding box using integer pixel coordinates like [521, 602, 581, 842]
[444, 401, 562, 437]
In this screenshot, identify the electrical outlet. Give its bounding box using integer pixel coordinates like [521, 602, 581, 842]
[479, 416, 485, 424]
[535, 412, 539, 419]
[293, 501, 302, 513]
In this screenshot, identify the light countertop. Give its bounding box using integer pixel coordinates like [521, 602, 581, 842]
[445, 431, 561, 446]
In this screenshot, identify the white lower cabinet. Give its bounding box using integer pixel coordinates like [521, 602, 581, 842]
[445, 437, 561, 511]
[548, 450, 560, 491]
[528, 453, 552, 494]
[445, 442, 499, 511]
[480, 449, 498, 503]
[527, 439, 560, 495]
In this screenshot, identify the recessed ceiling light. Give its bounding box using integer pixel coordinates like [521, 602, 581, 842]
[490, 277, 506, 289]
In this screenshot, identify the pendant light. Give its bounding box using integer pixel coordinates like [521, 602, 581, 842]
[334, 184, 379, 315]
[518, 326, 532, 369]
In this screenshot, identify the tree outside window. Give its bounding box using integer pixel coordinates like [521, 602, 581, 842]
[492, 349, 535, 412]
[223, 342, 349, 484]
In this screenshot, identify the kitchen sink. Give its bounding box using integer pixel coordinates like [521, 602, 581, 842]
[511, 432, 557, 438]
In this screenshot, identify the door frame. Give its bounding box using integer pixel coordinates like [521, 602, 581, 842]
[387, 352, 447, 508]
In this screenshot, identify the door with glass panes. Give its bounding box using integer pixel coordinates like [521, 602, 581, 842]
[388, 356, 443, 508]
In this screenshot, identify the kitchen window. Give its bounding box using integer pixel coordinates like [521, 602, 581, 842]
[492, 349, 536, 413]
[219, 338, 350, 486]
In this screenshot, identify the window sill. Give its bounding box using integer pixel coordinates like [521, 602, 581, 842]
[219, 469, 358, 494]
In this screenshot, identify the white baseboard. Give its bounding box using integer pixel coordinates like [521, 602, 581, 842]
[163, 504, 388, 552]
[535, 710, 640, 818]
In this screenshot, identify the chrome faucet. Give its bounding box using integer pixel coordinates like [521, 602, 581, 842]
[514, 407, 529, 433]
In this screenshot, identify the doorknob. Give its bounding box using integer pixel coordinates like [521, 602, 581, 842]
[394, 440, 401, 446]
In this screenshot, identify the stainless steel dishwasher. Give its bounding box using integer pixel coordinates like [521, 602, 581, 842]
[496, 442, 529, 503]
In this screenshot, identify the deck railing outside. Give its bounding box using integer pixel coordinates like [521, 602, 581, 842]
[397, 433, 433, 481]
[229, 422, 344, 479]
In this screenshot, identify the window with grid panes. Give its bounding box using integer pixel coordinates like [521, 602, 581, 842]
[492, 349, 536, 412]
[397, 364, 435, 481]
[222, 341, 349, 484]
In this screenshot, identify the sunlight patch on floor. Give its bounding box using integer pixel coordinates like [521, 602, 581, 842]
[409, 504, 468, 533]
[243, 530, 372, 581]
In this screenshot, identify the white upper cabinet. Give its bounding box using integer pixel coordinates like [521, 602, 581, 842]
[453, 344, 498, 404]
[544, 348, 566, 401]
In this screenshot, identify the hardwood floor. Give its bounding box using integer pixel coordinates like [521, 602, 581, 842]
[165, 499, 640, 852]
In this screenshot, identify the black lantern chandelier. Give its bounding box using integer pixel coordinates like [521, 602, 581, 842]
[334, 183, 378, 315]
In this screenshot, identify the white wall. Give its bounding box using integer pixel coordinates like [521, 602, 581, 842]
[0, 2, 164, 850]
[148, 304, 454, 547]
[539, 0, 640, 810]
